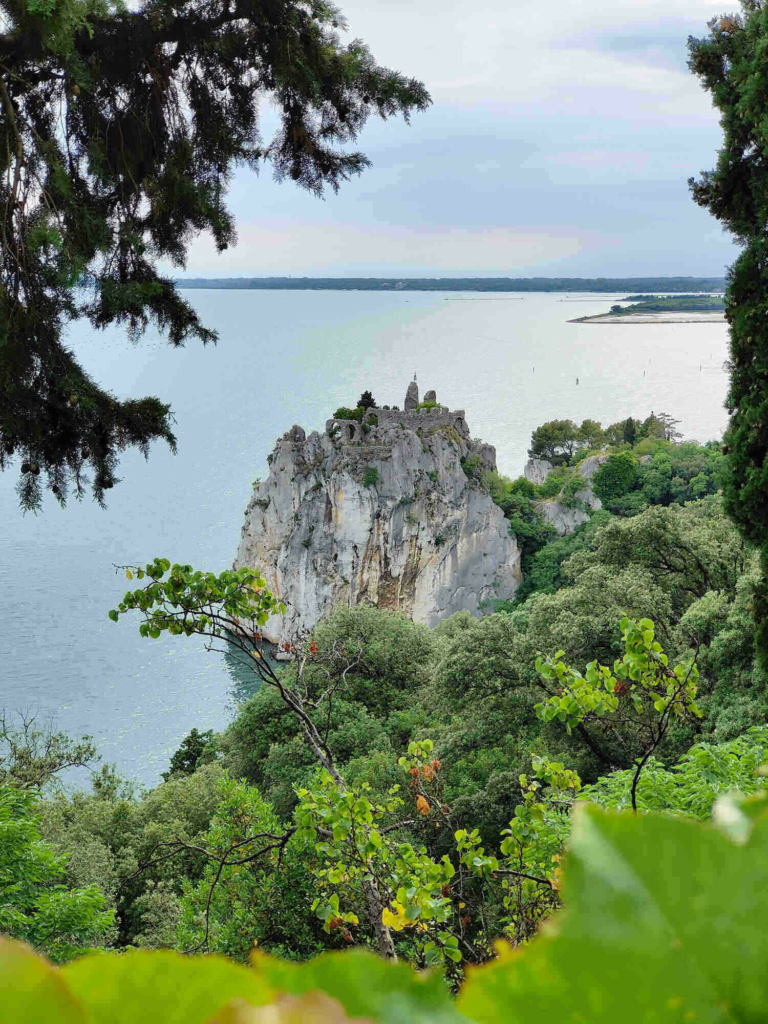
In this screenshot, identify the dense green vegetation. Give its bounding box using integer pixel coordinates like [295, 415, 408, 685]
[177, 276, 727, 292]
[4, 412, 759, 979]
[526, 411, 682, 464]
[688, 3, 768, 664]
[2, 503, 768, 1015]
[5, 395, 763, 1024]
[622, 293, 723, 301]
[7, 790, 768, 1022]
[606, 296, 725, 315]
[6, 2, 768, 1016]
[570, 296, 726, 322]
[483, 414, 726, 600]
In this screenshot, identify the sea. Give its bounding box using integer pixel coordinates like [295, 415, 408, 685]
[0, 291, 730, 789]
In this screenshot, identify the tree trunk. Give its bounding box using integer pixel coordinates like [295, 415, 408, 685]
[362, 877, 397, 961]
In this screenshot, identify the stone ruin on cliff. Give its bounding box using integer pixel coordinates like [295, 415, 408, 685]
[323, 381, 472, 446]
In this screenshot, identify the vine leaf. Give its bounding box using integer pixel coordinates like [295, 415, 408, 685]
[61, 950, 274, 1023]
[459, 800, 768, 1022]
[0, 938, 83, 1024]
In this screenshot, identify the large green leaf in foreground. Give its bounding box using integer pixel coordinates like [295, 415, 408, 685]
[61, 950, 273, 1024]
[4, 801, 768, 1022]
[459, 800, 768, 1023]
[252, 947, 464, 1024]
[0, 937, 84, 1024]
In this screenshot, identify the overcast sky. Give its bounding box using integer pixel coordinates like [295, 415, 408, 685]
[181, 0, 738, 278]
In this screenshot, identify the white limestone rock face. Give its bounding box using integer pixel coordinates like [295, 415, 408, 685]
[535, 454, 608, 537]
[577, 454, 609, 481]
[524, 459, 553, 485]
[234, 402, 521, 641]
[538, 501, 591, 535]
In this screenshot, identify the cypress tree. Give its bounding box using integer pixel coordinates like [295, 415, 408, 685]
[689, 2, 768, 658]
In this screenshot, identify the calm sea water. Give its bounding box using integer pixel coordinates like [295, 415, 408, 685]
[0, 291, 729, 787]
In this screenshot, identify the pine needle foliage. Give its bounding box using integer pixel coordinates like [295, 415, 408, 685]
[0, 0, 430, 509]
[688, 2, 768, 660]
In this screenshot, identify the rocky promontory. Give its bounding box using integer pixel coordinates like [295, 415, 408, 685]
[525, 454, 607, 536]
[234, 384, 521, 640]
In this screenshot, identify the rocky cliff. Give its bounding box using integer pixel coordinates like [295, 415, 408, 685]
[526, 454, 608, 536]
[234, 384, 521, 640]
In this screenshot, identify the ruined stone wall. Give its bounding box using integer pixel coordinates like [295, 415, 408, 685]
[374, 407, 469, 437]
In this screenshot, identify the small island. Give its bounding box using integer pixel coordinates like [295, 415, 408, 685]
[569, 294, 725, 324]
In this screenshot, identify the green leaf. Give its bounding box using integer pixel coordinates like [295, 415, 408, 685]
[62, 950, 273, 1024]
[458, 802, 768, 1023]
[108, 609, 118, 622]
[0, 938, 84, 1024]
[253, 949, 468, 1024]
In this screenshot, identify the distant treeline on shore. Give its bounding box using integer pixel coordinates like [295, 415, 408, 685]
[175, 276, 727, 293]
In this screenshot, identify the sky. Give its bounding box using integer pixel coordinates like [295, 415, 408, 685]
[180, 0, 739, 279]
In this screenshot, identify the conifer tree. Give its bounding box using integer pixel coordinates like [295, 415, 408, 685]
[689, 3, 768, 658]
[0, 0, 429, 509]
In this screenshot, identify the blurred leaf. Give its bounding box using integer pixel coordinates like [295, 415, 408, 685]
[211, 991, 378, 1023]
[458, 802, 768, 1022]
[62, 951, 273, 1024]
[0, 938, 84, 1023]
[252, 949, 468, 1024]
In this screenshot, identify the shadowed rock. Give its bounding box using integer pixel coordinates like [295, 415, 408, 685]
[524, 459, 553, 485]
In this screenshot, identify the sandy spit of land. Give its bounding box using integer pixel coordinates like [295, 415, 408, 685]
[569, 311, 726, 325]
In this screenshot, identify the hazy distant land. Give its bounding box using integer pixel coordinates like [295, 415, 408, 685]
[175, 276, 727, 294]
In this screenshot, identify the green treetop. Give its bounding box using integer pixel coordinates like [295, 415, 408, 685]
[689, 3, 768, 660]
[0, 786, 114, 962]
[0, 0, 429, 510]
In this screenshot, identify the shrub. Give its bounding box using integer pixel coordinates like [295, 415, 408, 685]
[417, 401, 440, 411]
[508, 476, 536, 499]
[461, 454, 484, 480]
[333, 407, 364, 422]
[592, 451, 638, 502]
[9, 793, 768, 1023]
[535, 465, 574, 499]
[558, 474, 585, 508]
[363, 468, 379, 488]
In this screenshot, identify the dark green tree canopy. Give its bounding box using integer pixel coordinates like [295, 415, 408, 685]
[527, 419, 579, 465]
[0, 0, 429, 510]
[688, 2, 768, 658]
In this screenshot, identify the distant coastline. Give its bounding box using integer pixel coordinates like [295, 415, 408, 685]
[568, 313, 726, 324]
[570, 294, 726, 325]
[174, 276, 727, 294]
